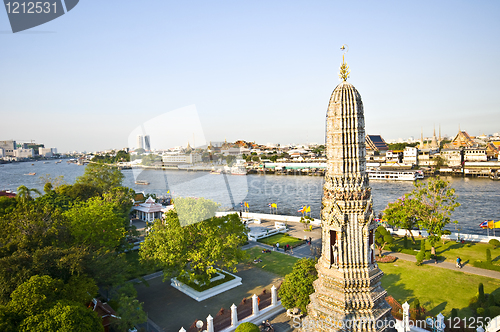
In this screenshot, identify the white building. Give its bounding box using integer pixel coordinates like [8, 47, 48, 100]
[132, 197, 174, 222]
[0, 147, 4, 158]
[465, 147, 487, 162]
[162, 153, 202, 164]
[440, 149, 461, 167]
[13, 148, 34, 159]
[403, 147, 418, 165]
[39, 147, 53, 157]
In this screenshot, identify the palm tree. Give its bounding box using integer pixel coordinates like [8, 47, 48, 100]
[16, 185, 42, 204]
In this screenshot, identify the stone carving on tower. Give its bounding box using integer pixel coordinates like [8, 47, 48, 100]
[303, 47, 394, 331]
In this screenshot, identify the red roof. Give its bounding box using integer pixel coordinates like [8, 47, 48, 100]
[0, 191, 16, 198]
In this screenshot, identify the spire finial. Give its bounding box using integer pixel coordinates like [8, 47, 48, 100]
[339, 44, 350, 81]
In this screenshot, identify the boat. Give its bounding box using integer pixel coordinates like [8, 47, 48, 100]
[367, 169, 424, 181]
[230, 160, 247, 175]
[55, 160, 62, 164]
[24, 172, 36, 176]
[135, 180, 150, 185]
[43, 161, 49, 164]
[210, 169, 222, 175]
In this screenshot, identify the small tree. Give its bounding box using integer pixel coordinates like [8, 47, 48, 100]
[479, 283, 485, 303]
[279, 258, 318, 314]
[374, 226, 393, 257]
[382, 196, 419, 244]
[487, 249, 492, 263]
[410, 177, 460, 256]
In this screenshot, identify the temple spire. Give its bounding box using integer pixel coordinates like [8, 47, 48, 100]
[339, 45, 350, 81]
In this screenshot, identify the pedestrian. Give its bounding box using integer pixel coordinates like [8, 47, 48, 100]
[456, 256, 462, 268]
[276, 242, 279, 251]
[309, 237, 312, 246]
[290, 246, 294, 255]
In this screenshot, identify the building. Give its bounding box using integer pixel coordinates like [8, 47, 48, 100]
[305, 57, 393, 330]
[39, 147, 53, 157]
[132, 197, 173, 222]
[162, 153, 202, 164]
[137, 135, 144, 150]
[403, 146, 418, 165]
[144, 135, 151, 151]
[365, 135, 388, 154]
[13, 148, 34, 159]
[0, 140, 16, 157]
[0, 148, 4, 158]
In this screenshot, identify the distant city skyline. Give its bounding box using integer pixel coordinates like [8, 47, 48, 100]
[1, 1, 499, 152]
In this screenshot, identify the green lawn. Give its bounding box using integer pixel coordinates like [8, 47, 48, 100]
[257, 233, 305, 248]
[379, 260, 500, 317]
[244, 246, 299, 277]
[390, 236, 500, 269]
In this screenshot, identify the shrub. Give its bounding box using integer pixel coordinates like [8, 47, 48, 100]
[425, 251, 431, 260]
[489, 239, 500, 249]
[488, 294, 496, 308]
[477, 307, 485, 317]
[479, 283, 486, 303]
[489, 306, 500, 318]
[420, 239, 425, 252]
[451, 308, 458, 319]
[403, 236, 408, 249]
[376, 255, 397, 263]
[416, 251, 425, 265]
[487, 249, 492, 263]
[413, 298, 420, 310]
[235, 322, 260, 332]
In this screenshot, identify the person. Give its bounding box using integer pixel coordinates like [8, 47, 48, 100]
[309, 237, 312, 246]
[276, 242, 279, 251]
[456, 256, 462, 268]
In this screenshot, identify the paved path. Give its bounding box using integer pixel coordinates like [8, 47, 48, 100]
[382, 250, 500, 279]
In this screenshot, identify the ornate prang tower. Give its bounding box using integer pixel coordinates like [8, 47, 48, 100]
[303, 49, 394, 331]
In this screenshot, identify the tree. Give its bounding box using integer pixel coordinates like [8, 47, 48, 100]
[374, 226, 393, 257]
[140, 204, 247, 285]
[63, 196, 127, 251]
[16, 185, 42, 204]
[110, 284, 147, 332]
[278, 258, 318, 314]
[409, 177, 460, 255]
[382, 196, 419, 244]
[75, 163, 124, 193]
[19, 301, 103, 332]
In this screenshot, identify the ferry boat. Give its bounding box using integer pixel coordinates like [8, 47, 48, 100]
[230, 159, 247, 175]
[367, 169, 424, 181]
[24, 172, 36, 176]
[135, 180, 150, 185]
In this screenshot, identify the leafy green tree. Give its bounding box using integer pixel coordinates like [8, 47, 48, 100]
[382, 196, 419, 244]
[140, 208, 247, 285]
[173, 197, 219, 227]
[0, 196, 17, 216]
[63, 196, 126, 250]
[409, 177, 460, 255]
[374, 226, 393, 257]
[111, 284, 147, 332]
[56, 183, 101, 201]
[115, 150, 130, 162]
[19, 301, 104, 332]
[251, 155, 260, 162]
[16, 185, 42, 204]
[75, 163, 124, 193]
[278, 258, 318, 314]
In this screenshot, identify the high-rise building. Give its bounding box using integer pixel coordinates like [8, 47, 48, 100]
[0, 140, 16, 157]
[144, 135, 151, 151]
[304, 56, 394, 331]
[137, 135, 144, 150]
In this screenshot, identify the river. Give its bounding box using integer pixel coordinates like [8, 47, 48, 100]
[1, 161, 499, 235]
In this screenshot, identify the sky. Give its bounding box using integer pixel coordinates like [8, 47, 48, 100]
[1, 1, 499, 152]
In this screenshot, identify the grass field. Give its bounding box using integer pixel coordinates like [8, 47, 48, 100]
[390, 236, 500, 269]
[257, 233, 305, 248]
[245, 246, 300, 277]
[379, 259, 500, 317]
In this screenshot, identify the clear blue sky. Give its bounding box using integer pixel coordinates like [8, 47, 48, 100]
[1, 1, 499, 152]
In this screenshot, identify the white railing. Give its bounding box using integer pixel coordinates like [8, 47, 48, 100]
[386, 228, 500, 244]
